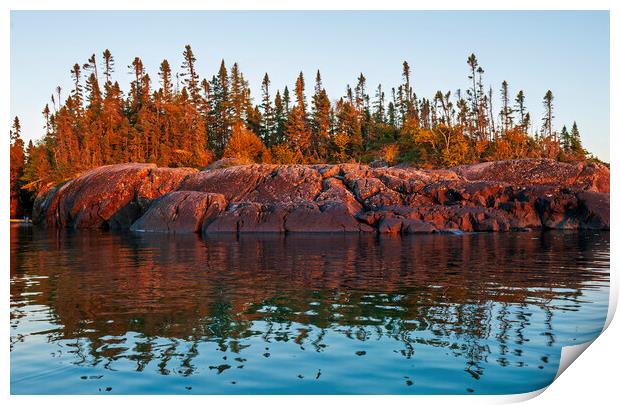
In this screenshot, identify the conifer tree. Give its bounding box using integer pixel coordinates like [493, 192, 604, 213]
[295, 72, 306, 116]
[158, 59, 174, 101]
[102, 49, 115, 85]
[373, 84, 385, 124]
[542, 90, 554, 139]
[260, 73, 274, 145]
[560, 125, 571, 151]
[500, 80, 513, 133]
[311, 70, 331, 159]
[514, 90, 527, 130]
[570, 121, 585, 158]
[181, 45, 201, 104]
[273, 90, 286, 145]
[10, 117, 25, 217]
[283, 86, 291, 116]
[70, 63, 83, 113]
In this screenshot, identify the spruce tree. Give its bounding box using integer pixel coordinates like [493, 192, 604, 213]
[542, 90, 554, 139]
[181, 45, 201, 105]
[260, 73, 274, 145]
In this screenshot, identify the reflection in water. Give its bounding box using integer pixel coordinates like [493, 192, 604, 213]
[10, 225, 609, 394]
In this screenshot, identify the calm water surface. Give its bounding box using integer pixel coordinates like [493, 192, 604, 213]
[10, 225, 609, 394]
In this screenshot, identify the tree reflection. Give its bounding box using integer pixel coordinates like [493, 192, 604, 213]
[10, 226, 610, 383]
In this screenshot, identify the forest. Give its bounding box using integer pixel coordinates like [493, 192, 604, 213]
[10, 45, 595, 217]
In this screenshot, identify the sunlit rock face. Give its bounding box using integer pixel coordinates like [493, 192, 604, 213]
[33, 159, 610, 233]
[33, 164, 198, 229]
[130, 191, 226, 233]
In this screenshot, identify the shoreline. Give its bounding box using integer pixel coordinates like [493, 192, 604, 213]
[31, 158, 609, 235]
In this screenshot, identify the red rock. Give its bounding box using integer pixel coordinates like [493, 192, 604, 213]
[36, 164, 196, 229]
[244, 165, 323, 204]
[32, 185, 60, 225]
[576, 192, 610, 229]
[453, 159, 609, 192]
[574, 163, 610, 193]
[179, 164, 275, 202]
[499, 201, 540, 229]
[535, 192, 580, 229]
[204, 202, 288, 233]
[285, 202, 372, 233]
[345, 177, 385, 201]
[34, 159, 610, 233]
[402, 219, 437, 234]
[130, 191, 226, 233]
[378, 217, 403, 233]
[315, 177, 363, 214]
[364, 188, 404, 210]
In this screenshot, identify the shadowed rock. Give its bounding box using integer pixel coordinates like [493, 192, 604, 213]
[576, 192, 610, 230]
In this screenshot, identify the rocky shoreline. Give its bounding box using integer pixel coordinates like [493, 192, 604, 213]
[33, 159, 610, 234]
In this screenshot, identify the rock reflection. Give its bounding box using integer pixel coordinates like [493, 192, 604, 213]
[10, 226, 609, 389]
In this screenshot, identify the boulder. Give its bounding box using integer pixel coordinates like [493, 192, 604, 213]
[244, 165, 323, 204]
[576, 192, 610, 229]
[402, 219, 437, 234]
[179, 164, 276, 202]
[35, 164, 196, 229]
[284, 202, 373, 233]
[130, 191, 226, 233]
[535, 192, 580, 229]
[204, 202, 288, 233]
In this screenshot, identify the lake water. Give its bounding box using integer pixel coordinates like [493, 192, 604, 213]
[10, 224, 609, 395]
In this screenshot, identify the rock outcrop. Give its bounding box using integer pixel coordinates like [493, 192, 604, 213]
[33, 159, 610, 234]
[33, 164, 197, 229]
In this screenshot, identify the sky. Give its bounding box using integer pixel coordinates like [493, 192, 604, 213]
[10, 10, 610, 161]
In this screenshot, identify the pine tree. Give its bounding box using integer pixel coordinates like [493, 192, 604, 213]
[542, 90, 554, 139]
[560, 125, 571, 151]
[373, 84, 385, 124]
[260, 73, 274, 145]
[181, 45, 201, 105]
[283, 86, 291, 116]
[102, 49, 115, 85]
[70, 63, 83, 113]
[500, 80, 513, 134]
[570, 121, 585, 158]
[402, 61, 413, 115]
[286, 105, 310, 161]
[295, 72, 306, 116]
[273, 90, 286, 145]
[514, 90, 527, 131]
[10, 117, 26, 217]
[466, 54, 480, 137]
[83, 53, 99, 81]
[158, 59, 174, 101]
[208, 60, 231, 155]
[311, 70, 331, 159]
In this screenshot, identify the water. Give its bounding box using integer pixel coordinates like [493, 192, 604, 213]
[10, 224, 609, 395]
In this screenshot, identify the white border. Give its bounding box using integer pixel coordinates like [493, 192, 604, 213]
[2, 1, 617, 404]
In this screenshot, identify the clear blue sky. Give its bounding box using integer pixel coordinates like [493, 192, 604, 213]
[10, 10, 610, 161]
